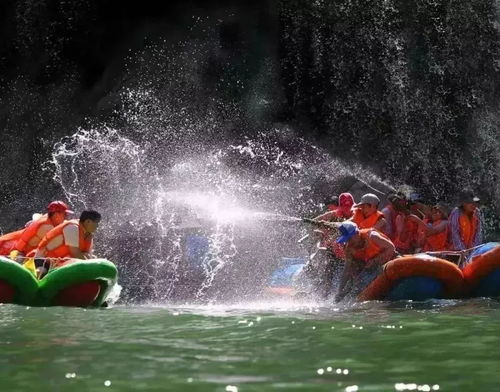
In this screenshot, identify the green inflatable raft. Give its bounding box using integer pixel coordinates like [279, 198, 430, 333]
[0, 256, 118, 307]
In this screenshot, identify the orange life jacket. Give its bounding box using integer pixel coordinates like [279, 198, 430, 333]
[394, 218, 419, 252]
[459, 212, 479, 249]
[423, 219, 449, 252]
[0, 229, 24, 256]
[350, 229, 390, 263]
[13, 215, 57, 254]
[352, 209, 384, 230]
[37, 220, 93, 264]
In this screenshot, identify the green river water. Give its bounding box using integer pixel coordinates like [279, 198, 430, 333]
[1, 299, 499, 391]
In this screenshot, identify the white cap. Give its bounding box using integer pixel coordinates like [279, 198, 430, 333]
[354, 193, 380, 207]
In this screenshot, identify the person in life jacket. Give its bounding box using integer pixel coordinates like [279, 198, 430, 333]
[448, 190, 483, 251]
[8, 201, 73, 262]
[34, 210, 101, 275]
[0, 201, 73, 257]
[381, 193, 407, 241]
[307, 193, 355, 298]
[0, 219, 41, 256]
[387, 192, 429, 254]
[336, 193, 355, 219]
[313, 192, 355, 257]
[315, 193, 355, 222]
[335, 221, 396, 302]
[407, 204, 450, 252]
[393, 208, 420, 254]
[350, 193, 388, 234]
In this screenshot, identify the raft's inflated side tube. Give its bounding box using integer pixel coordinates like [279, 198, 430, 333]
[0, 256, 39, 305]
[358, 255, 463, 301]
[37, 259, 118, 307]
[462, 243, 500, 297]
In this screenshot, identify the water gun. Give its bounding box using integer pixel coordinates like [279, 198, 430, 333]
[302, 218, 340, 230]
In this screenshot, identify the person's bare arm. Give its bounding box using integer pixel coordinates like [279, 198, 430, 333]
[335, 247, 364, 301]
[408, 215, 447, 236]
[374, 217, 387, 234]
[425, 220, 447, 235]
[68, 246, 87, 260]
[313, 211, 336, 221]
[336, 248, 354, 298]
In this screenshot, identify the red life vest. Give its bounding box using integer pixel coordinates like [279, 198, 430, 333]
[394, 218, 419, 252]
[458, 212, 479, 249]
[423, 219, 449, 251]
[352, 209, 384, 230]
[36, 220, 92, 265]
[13, 215, 58, 254]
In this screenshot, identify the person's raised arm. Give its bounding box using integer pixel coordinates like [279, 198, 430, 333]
[408, 215, 447, 236]
[313, 210, 336, 221]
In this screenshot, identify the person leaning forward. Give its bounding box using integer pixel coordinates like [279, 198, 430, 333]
[34, 210, 101, 275]
[335, 221, 396, 302]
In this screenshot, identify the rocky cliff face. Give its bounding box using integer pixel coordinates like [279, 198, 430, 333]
[280, 1, 500, 203]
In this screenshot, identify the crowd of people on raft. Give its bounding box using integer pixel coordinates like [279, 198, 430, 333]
[0, 201, 101, 278]
[0, 188, 486, 301]
[307, 189, 484, 301]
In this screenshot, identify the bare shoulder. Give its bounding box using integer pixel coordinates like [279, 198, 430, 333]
[370, 230, 392, 245]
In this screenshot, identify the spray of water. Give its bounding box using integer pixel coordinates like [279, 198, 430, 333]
[44, 117, 394, 304]
[41, 18, 400, 304]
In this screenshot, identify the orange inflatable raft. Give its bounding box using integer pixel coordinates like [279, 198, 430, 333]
[358, 254, 464, 301]
[461, 243, 500, 297]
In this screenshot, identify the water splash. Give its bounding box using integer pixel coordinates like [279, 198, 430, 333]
[46, 120, 391, 304]
[42, 26, 398, 303]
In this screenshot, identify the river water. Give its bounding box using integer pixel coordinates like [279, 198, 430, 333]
[1, 299, 499, 391]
